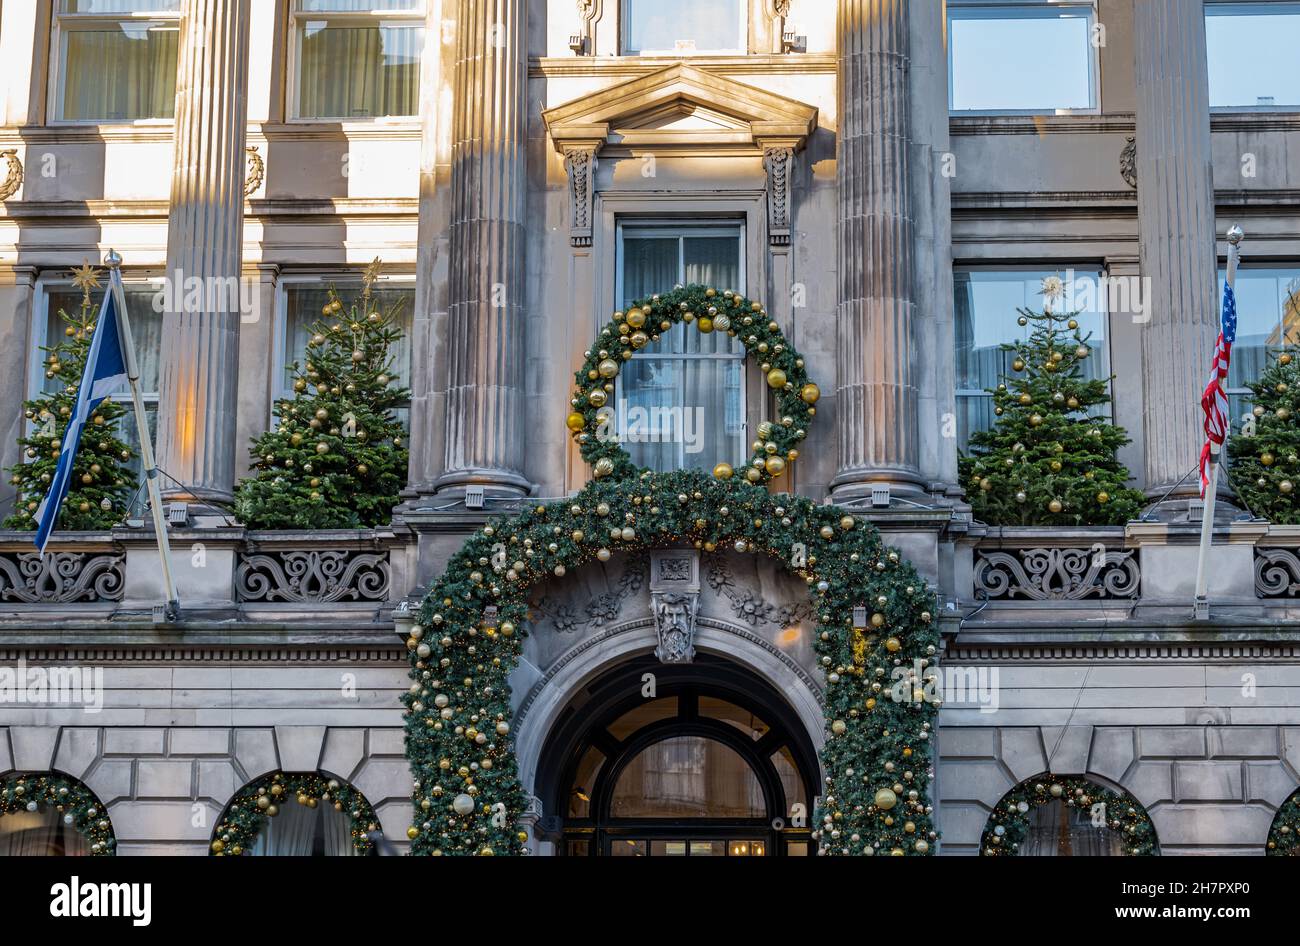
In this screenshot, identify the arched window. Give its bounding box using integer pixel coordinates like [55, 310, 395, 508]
[981, 774, 1158, 856]
[1267, 786, 1300, 855]
[211, 772, 381, 857]
[539, 656, 818, 856]
[0, 773, 115, 856]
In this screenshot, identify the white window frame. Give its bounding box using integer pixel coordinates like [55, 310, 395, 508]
[613, 219, 748, 470]
[620, 0, 748, 56]
[947, 0, 1100, 116]
[48, 1, 182, 126]
[272, 272, 416, 421]
[953, 265, 1113, 450]
[1218, 265, 1300, 432]
[287, 0, 426, 123]
[1205, 1, 1300, 113]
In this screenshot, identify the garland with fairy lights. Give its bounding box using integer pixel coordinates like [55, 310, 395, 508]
[980, 775, 1158, 856]
[1267, 787, 1300, 854]
[403, 285, 938, 856]
[209, 772, 380, 856]
[0, 773, 116, 855]
[567, 284, 820, 485]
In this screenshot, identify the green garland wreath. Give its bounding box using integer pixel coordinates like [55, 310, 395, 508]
[567, 284, 820, 485]
[209, 772, 380, 856]
[404, 469, 940, 855]
[981, 775, 1158, 856]
[0, 772, 116, 855]
[1267, 788, 1300, 854]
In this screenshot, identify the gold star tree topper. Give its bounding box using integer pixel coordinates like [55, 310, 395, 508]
[70, 262, 101, 300]
[361, 257, 383, 297]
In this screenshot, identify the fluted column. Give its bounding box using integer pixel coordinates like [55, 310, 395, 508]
[1134, 0, 1219, 500]
[155, 0, 250, 508]
[434, 0, 530, 497]
[831, 0, 921, 500]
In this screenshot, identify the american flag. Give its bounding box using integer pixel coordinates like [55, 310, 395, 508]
[1199, 282, 1237, 497]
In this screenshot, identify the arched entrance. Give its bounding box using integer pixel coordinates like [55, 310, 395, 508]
[537, 655, 818, 856]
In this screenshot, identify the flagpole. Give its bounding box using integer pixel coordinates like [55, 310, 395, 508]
[104, 250, 179, 622]
[1193, 224, 1243, 620]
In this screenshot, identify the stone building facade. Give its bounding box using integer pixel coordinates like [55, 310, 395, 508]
[1, 0, 1299, 855]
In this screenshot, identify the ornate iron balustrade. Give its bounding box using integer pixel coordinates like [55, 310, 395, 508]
[0, 546, 125, 604]
[973, 541, 1140, 602]
[235, 532, 394, 604]
[1255, 548, 1300, 598]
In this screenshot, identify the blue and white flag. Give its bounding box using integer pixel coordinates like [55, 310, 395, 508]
[34, 281, 129, 554]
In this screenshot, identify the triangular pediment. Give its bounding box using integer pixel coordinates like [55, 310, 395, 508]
[543, 63, 818, 154]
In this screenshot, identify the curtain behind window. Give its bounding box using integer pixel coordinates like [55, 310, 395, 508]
[1019, 800, 1123, 856]
[618, 233, 742, 472]
[298, 24, 422, 119]
[0, 810, 91, 856]
[247, 800, 359, 856]
[62, 26, 178, 121]
[610, 736, 765, 819]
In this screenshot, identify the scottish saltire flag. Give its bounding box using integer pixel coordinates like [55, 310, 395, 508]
[1199, 282, 1238, 497]
[33, 281, 128, 554]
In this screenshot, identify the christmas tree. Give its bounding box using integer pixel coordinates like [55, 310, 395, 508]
[1227, 350, 1300, 523]
[4, 264, 135, 531]
[234, 259, 409, 529]
[959, 278, 1144, 526]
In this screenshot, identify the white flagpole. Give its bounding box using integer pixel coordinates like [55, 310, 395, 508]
[1193, 225, 1243, 619]
[104, 250, 179, 621]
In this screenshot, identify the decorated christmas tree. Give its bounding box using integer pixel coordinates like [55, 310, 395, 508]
[1227, 349, 1300, 522]
[4, 264, 135, 531]
[234, 259, 409, 529]
[959, 278, 1144, 526]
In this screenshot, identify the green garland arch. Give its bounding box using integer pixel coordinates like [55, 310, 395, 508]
[567, 284, 821, 485]
[403, 284, 939, 856]
[209, 772, 380, 856]
[980, 774, 1158, 856]
[1267, 787, 1300, 854]
[0, 772, 116, 855]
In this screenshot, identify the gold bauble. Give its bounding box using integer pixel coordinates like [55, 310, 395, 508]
[1048, 499, 1063, 513]
[1018, 394, 1032, 405]
[764, 456, 786, 476]
[593, 457, 614, 478]
[566, 412, 586, 431]
[697, 317, 714, 334]
[1096, 491, 1110, 504]
[630, 331, 649, 349]
[1278, 408, 1292, 421]
[1261, 453, 1276, 467]
[587, 388, 608, 408]
[626, 310, 646, 329]
[766, 368, 787, 389]
[1281, 353, 1293, 366]
[598, 358, 619, 379]
[885, 636, 900, 652]
[1067, 397, 1079, 409]
[1282, 480, 1295, 494]
[713, 462, 734, 481]
[315, 442, 329, 454]
[874, 788, 898, 810]
[1012, 358, 1025, 372]
[1050, 460, 1062, 472]
[1029, 414, 1042, 427]
[800, 383, 821, 404]
[407, 826, 420, 840]
[979, 477, 992, 491]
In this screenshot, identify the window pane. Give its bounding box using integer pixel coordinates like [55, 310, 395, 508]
[568, 745, 604, 818]
[300, 0, 420, 9]
[610, 736, 765, 818]
[0, 809, 92, 856]
[954, 269, 1109, 451]
[297, 23, 422, 118]
[606, 696, 677, 740]
[1219, 268, 1300, 434]
[62, 1, 179, 11]
[45, 287, 162, 395]
[624, 0, 743, 53]
[608, 839, 647, 856]
[1020, 799, 1123, 856]
[698, 696, 768, 740]
[283, 282, 413, 393]
[1207, 5, 1300, 108]
[62, 26, 178, 120]
[949, 10, 1093, 111]
[771, 746, 806, 813]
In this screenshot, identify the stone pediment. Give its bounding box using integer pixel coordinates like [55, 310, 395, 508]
[543, 63, 818, 155]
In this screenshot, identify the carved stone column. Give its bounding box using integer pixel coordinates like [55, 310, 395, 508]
[832, 0, 921, 499]
[1134, 0, 1220, 502]
[434, 0, 530, 497]
[155, 0, 251, 509]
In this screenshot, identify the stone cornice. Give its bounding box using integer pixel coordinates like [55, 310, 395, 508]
[947, 640, 1300, 662]
[528, 53, 837, 79]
